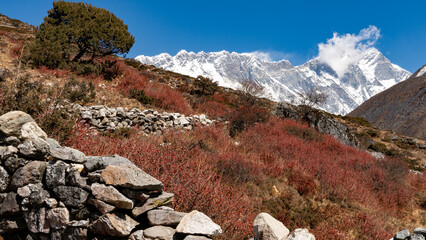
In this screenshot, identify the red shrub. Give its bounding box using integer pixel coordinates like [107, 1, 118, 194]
[194, 100, 231, 118]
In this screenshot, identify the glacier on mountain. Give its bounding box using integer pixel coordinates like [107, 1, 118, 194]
[135, 48, 410, 115]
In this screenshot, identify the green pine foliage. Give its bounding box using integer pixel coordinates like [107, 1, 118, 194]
[25, 1, 135, 69]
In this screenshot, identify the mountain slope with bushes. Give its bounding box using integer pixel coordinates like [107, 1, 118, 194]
[0, 12, 424, 240]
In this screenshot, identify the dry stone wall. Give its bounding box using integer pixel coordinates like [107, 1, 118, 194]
[63, 103, 215, 134]
[0, 111, 222, 240]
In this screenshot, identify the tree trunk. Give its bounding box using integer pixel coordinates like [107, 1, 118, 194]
[72, 49, 86, 62]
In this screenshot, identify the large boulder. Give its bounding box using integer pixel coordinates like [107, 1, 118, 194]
[176, 210, 222, 236]
[0, 111, 34, 137]
[100, 164, 163, 191]
[253, 213, 290, 240]
[90, 213, 139, 237]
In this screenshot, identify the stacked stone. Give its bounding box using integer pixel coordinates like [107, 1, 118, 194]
[391, 229, 426, 240]
[0, 111, 222, 240]
[252, 213, 315, 240]
[65, 104, 214, 134]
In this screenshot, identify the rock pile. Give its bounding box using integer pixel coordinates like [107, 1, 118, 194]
[253, 212, 315, 240]
[64, 104, 215, 134]
[0, 111, 222, 239]
[391, 228, 426, 240]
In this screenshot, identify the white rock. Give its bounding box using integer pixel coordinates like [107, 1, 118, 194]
[176, 210, 222, 236]
[253, 213, 289, 240]
[287, 228, 315, 240]
[20, 122, 48, 140]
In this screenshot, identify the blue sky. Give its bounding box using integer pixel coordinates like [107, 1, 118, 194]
[1, 0, 425, 72]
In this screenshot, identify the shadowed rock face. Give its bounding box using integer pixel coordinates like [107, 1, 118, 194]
[0, 110, 222, 240]
[350, 68, 426, 140]
[272, 102, 359, 146]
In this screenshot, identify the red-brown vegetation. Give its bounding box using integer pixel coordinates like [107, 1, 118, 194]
[65, 117, 424, 239]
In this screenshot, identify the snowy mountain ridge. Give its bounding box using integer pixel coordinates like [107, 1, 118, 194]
[135, 48, 410, 115]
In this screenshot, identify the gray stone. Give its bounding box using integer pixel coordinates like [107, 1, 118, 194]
[0, 192, 20, 216]
[0, 165, 10, 192]
[4, 156, 28, 173]
[9, 161, 47, 190]
[47, 207, 69, 229]
[410, 233, 425, 240]
[53, 186, 89, 207]
[253, 212, 289, 240]
[51, 147, 86, 163]
[25, 207, 50, 234]
[18, 138, 50, 159]
[143, 226, 176, 240]
[46, 138, 61, 150]
[129, 230, 146, 240]
[132, 192, 174, 217]
[287, 228, 316, 240]
[100, 154, 135, 167]
[394, 230, 410, 240]
[5, 136, 20, 147]
[148, 209, 187, 226]
[68, 171, 88, 189]
[0, 111, 34, 137]
[83, 156, 103, 172]
[100, 164, 163, 191]
[0, 145, 18, 160]
[91, 183, 133, 209]
[176, 210, 222, 236]
[17, 185, 32, 197]
[90, 213, 139, 237]
[20, 121, 47, 140]
[88, 198, 116, 214]
[46, 160, 68, 189]
[23, 183, 50, 206]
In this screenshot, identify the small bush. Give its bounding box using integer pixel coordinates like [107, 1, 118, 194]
[366, 129, 378, 137]
[285, 124, 322, 142]
[129, 88, 154, 105]
[368, 142, 388, 153]
[62, 77, 96, 104]
[228, 106, 269, 137]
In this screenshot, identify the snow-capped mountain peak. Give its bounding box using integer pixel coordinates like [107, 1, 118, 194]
[135, 49, 410, 115]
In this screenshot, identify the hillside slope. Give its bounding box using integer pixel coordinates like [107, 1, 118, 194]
[349, 65, 426, 140]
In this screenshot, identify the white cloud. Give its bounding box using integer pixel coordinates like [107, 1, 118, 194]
[317, 25, 380, 77]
